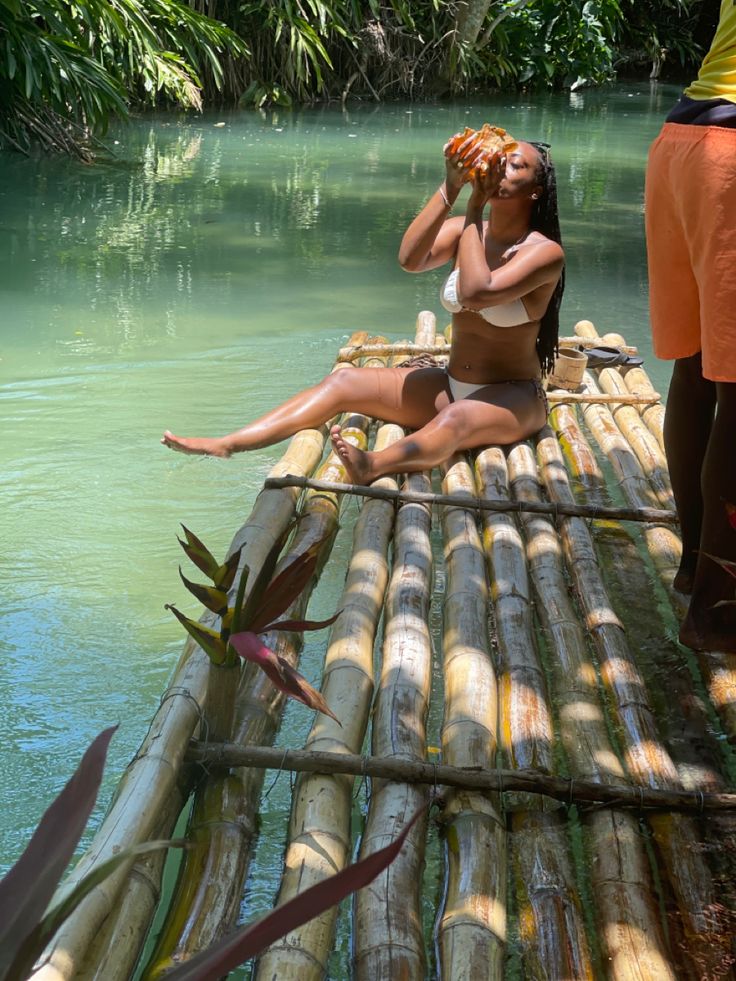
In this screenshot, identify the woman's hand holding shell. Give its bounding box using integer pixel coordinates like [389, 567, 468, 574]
[443, 132, 485, 192]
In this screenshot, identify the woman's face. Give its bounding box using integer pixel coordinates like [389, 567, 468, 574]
[492, 142, 543, 201]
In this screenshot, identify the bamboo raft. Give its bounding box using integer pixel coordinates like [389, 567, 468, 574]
[34, 315, 736, 980]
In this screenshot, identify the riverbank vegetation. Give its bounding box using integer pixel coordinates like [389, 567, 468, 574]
[0, 0, 717, 158]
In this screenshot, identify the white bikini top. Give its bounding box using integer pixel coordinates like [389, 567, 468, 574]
[440, 267, 529, 327]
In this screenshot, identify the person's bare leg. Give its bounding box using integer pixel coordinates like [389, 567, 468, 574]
[161, 367, 449, 456]
[679, 381, 736, 652]
[663, 353, 716, 593]
[330, 381, 547, 484]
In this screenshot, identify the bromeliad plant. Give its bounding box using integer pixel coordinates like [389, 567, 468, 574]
[166, 526, 341, 727]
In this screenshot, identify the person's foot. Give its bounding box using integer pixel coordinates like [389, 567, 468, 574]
[161, 430, 232, 457]
[679, 605, 736, 652]
[330, 425, 376, 485]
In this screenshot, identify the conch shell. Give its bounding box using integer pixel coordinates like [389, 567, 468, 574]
[446, 123, 518, 180]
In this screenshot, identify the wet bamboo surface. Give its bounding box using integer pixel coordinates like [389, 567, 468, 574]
[58, 315, 735, 981]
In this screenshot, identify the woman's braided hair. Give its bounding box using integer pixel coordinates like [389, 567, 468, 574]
[529, 143, 564, 376]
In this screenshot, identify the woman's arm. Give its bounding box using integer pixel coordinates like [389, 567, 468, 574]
[398, 134, 484, 273]
[455, 153, 564, 309]
[457, 228, 564, 308]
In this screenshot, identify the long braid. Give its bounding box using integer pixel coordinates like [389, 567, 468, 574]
[529, 145, 564, 377]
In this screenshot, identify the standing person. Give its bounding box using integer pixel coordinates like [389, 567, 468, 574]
[162, 135, 564, 483]
[645, 0, 736, 652]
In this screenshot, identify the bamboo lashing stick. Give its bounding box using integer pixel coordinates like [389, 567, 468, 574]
[336, 337, 639, 362]
[548, 391, 660, 404]
[264, 475, 678, 524]
[185, 743, 736, 812]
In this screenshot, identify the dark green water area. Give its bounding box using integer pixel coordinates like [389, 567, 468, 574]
[0, 83, 684, 976]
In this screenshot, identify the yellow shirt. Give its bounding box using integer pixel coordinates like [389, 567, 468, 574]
[684, 0, 736, 102]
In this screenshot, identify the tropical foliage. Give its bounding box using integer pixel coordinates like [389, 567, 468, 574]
[232, 0, 710, 105]
[0, 0, 712, 156]
[0, 0, 246, 158]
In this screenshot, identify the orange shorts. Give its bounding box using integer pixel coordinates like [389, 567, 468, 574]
[645, 122, 736, 382]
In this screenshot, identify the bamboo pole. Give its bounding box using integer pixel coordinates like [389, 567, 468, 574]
[336, 335, 638, 363]
[577, 327, 736, 744]
[535, 423, 733, 977]
[264, 475, 678, 524]
[254, 325, 433, 978]
[547, 383, 736, 961]
[573, 322, 672, 504]
[558, 404, 727, 784]
[506, 440, 675, 978]
[30, 421, 332, 981]
[184, 742, 736, 811]
[435, 455, 506, 978]
[76, 789, 187, 981]
[552, 379, 683, 593]
[476, 447, 594, 978]
[574, 321, 666, 452]
[556, 370, 736, 743]
[548, 391, 661, 405]
[253, 422, 401, 980]
[142, 343, 379, 978]
[353, 314, 436, 981]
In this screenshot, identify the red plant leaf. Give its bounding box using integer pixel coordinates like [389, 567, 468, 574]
[0, 726, 117, 976]
[247, 546, 320, 633]
[261, 611, 341, 634]
[236, 532, 294, 630]
[178, 569, 229, 617]
[163, 805, 427, 981]
[725, 501, 736, 532]
[178, 525, 220, 581]
[701, 552, 736, 581]
[229, 632, 340, 725]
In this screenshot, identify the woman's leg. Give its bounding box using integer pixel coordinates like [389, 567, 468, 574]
[161, 367, 450, 456]
[331, 380, 546, 484]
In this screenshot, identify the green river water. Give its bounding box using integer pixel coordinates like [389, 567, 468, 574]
[1, 83, 681, 975]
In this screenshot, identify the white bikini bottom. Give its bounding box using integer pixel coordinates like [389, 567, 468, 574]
[445, 370, 549, 412]
[446, 371, 488, 401]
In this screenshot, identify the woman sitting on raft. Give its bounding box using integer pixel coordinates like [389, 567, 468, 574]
[162, 135, 565, 485]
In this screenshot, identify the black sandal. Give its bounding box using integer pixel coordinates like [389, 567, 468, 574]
[580, 345, 643, 369]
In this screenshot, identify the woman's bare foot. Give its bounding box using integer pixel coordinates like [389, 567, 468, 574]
[330, 425, 376, 485]
[161, 430, 232, 458]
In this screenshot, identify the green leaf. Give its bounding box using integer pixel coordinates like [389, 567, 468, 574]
[178, 569, 229, 617]
[213, 546, 243, 592]
[166, 605, 228, 664]
[230, 563, 250, 635]
[35, 839, 186, 954]
[178, 525, 220, 581]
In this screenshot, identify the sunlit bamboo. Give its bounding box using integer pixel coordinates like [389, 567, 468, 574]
[436, 454, 506, 978]
[476, 446, 593, 978]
